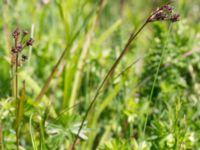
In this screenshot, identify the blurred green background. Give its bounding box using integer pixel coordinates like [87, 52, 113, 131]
[0, 0, 200, 149]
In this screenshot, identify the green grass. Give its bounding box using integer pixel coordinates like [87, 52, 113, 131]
[0, 0, 200, 149]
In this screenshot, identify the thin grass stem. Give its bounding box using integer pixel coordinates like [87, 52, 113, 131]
[143, 24, 172, 134]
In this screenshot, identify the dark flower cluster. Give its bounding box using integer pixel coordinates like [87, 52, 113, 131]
[11, 28, 34, 66]
[148, 4, 180, 22]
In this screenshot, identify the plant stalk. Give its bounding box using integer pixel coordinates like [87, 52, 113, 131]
[71, 19, 149, 150]
[15, 53, 19, 150]
[143, 24, 172, 135]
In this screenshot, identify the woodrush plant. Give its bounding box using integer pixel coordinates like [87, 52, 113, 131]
[71, 3, 179, 150]
[11, 28, 33, 99]
[11, 28, 34, 150]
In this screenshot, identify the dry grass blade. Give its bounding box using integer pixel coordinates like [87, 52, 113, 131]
[35, 46, 70, 102]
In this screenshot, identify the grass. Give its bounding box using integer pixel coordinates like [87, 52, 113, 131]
[0, 0, 200, 150]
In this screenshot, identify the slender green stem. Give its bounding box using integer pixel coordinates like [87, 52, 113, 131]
[39, 120, 45, 150]
[12, 65, 15, 99]
[56, 101, 83, 121]
[143, 24, 172, 134]
[15, 53, 19, 150]
[29, 115, 38, 150]
[16, 54, 18, 100]
[113, 58, 141, 80]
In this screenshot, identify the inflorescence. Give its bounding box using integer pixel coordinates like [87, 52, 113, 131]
[148, 4, 180, 23]
[11, 28, 34, 66]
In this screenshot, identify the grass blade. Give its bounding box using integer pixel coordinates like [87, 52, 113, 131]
[35, 0, 101, 102]
[69, 0, 106, 113]
[0, 126, 3, 150]
[15, 81, 26, 150]
[29, 114, 38, 150]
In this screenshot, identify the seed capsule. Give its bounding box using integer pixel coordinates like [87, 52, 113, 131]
[26, 38, 34, 46]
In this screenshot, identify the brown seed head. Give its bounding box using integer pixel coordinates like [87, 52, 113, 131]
[26, 38, 34, 46]
[148, 4, 179, 23]
[11, 47, 17, 53]
[162, 4, 173, 13]
[170, 14, 180, 22]
[21, 55, 28, 61]
[11, 27, 34, 66]
[16, 44, 23, 51]
[23, 31, 29, 36]
[12, 28, 20, 39]
[154, 10, 167, 20]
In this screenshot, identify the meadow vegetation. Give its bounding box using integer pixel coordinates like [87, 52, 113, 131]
[0, 0, 200, 149]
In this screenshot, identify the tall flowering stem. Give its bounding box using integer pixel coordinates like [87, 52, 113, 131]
[11, 28, 34, 150]
[71, 3, 179, 150]
[11, 28, 33, 99]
